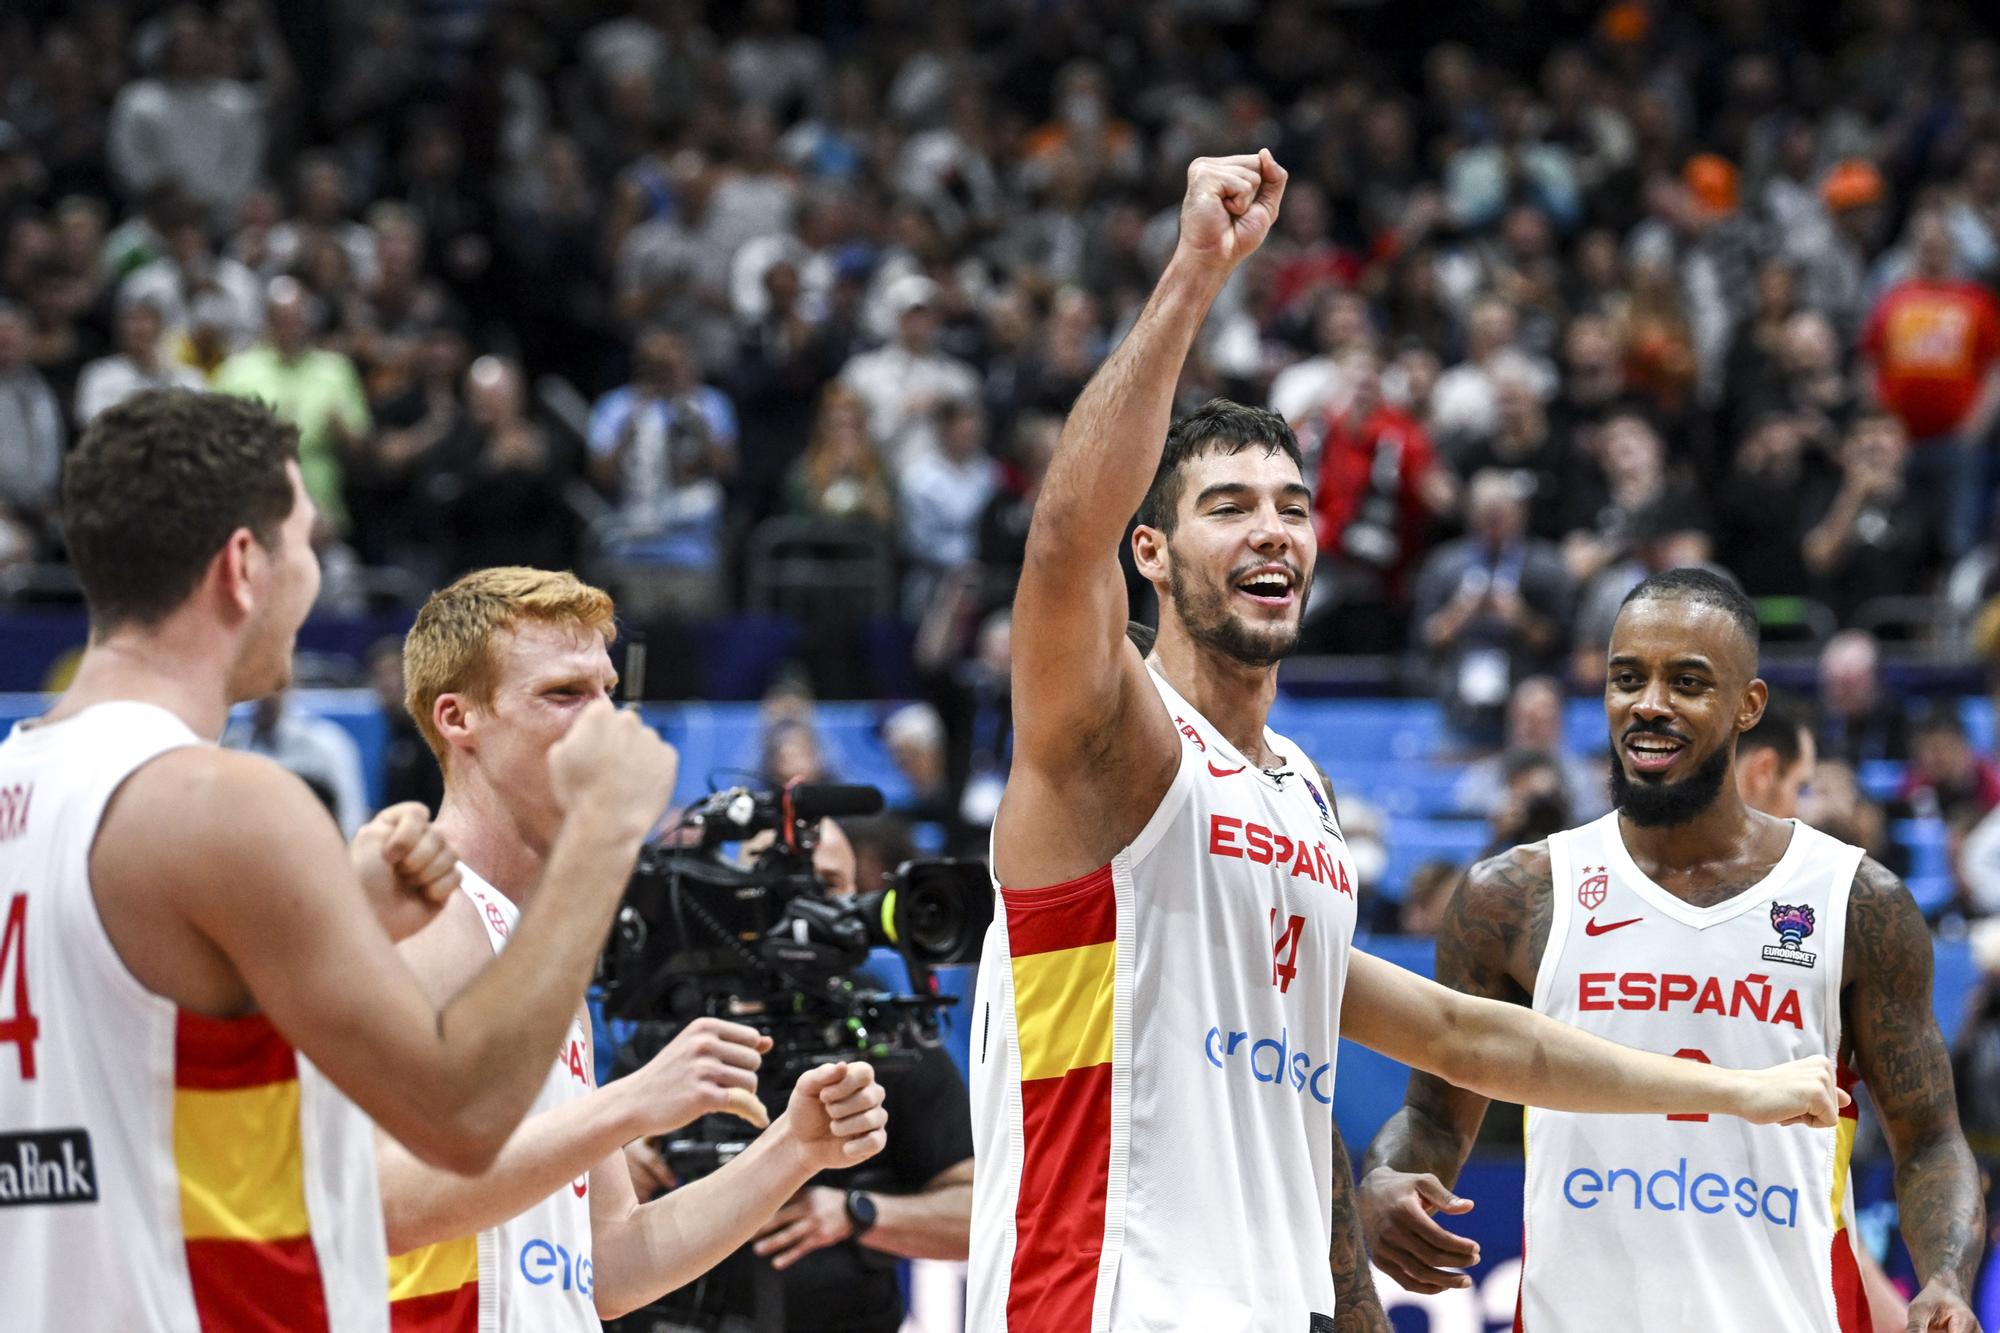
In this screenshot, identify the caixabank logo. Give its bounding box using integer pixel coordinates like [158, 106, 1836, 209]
[0, 1128, 97, 1206]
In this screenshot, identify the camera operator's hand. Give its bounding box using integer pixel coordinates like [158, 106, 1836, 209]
[548, 700, 679, 838]
[780, 1060, 888, 1170]
[620, 1017, 773, 1134]
[751, 1185, 856, 1271]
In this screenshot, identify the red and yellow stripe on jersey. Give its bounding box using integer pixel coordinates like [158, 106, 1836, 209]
[388, 1236, 479, 1332]
[1828, 1061, 1872, 1333]
[174, 1010, 332, 1331]
[1001, 864, 1118, 1331]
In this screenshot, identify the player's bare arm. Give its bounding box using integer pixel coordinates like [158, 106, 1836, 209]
[1327, 1120, 1390, 1331]
[1845, 857, 1985, 1333]
[1359, 842, 1551, 1293]
[1342, 942, 1846, 1126]
[92, 699, 674, 1173]
[996, 151, 1286, 888]
[587, 1060, 888, 1319]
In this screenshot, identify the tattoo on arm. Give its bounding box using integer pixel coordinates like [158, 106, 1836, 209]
[1328, 1120, 1389, 1332]
[1846, 857, 1985, 1295]
[1362, 844, 1550, 1185]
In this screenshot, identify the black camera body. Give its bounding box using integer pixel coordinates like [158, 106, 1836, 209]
[597, 781, 992, 1087]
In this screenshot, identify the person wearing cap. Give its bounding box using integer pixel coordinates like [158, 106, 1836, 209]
[1860, 209, 2000, 558]
[1788, 157, 1891, 339]
[837, 271, 978, 467]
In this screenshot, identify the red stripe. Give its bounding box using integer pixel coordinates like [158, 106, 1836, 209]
[1837, 1060, 1862, 1121]
[1009, 1060, 1112, 1332]
[184, 1234, 329, 1332]
[1001, 864, 1116, 957]
[390, 1282, 480, 1333]
[175, 1010, 297, 1090]
[1831, 1231, 1875, 1333]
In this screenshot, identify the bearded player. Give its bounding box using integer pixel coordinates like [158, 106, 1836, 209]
[1360, 569, 1984, 1333]
[968, 151, 1847, 1333]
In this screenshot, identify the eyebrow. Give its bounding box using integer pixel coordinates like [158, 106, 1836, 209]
[1194, 481, 1314, 507]
[1606, 655, 1715, 672]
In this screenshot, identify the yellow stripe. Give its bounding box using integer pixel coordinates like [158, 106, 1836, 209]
[1830, 1117, 1857, 1225]
[175, 1081, 310, 1242]
[388, 1235, 480, 1302]
[1012, 940, 1115, 1081]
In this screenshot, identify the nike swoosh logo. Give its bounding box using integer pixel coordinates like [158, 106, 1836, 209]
[1208, 761, 1247, 777]
[1584, 916, 1644, 936]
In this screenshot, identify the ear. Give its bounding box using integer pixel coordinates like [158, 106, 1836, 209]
[1737, 677, 1769, 734]
[1131, 523, 1169, 584]
[213, 527, 261, 619]
[433, 693, 477, 759]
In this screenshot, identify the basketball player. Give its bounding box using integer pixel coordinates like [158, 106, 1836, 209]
[0, 391, 679, 1330]
[376, 567, 887, 1329]
[1360, 569, 1984, 1332]
[969, 152, 1845, 1333]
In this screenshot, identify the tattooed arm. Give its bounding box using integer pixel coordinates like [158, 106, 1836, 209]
[1329, 1120, 1390, 1331]
[1356, 843, 1549, 1293]
[1845, 858, 1985, 1333]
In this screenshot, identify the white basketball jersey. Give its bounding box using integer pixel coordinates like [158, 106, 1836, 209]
[1522, 812, 1869, 1333]
[388, 867, 598, 1333]
[970, 667, 1361, 1332]
[0, 701, 386, 1332]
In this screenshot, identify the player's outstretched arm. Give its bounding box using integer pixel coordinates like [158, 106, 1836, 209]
[1342, 950, 1848, 1125]
[378, 1001, 773, 1253]
[100, 700, 675, 1173]
[1010, 152, 1286, 775]
[1846, 858, 1985, 1333]
[1359, 846, 1545, 1292]
[588, 1061, 888, 1319]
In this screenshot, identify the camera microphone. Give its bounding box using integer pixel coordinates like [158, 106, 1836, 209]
[786, 783, 886, 821]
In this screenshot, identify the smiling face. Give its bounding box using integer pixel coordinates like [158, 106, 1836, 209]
[1138, 444, 1316, 668]
[1605, 595, 1766, 828]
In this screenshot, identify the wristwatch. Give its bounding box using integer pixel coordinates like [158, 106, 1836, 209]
[844, 1189, 878, 1238]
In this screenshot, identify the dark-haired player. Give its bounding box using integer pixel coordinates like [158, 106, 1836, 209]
[0, 389, 681, 1329]
[1361, 568, 1984, 1333]
[969, 154, 1848, 1333]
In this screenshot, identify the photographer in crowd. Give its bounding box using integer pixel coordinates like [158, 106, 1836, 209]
[377, 565, 889, 1328]
[620, 815, 974, 1333]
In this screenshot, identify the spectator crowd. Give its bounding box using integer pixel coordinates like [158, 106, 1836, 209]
[12, 0, 2000, 894]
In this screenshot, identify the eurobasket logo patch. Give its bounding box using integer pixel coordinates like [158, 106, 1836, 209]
[1761, 903, 1818, 969]
[1577, 866, 1608, 911]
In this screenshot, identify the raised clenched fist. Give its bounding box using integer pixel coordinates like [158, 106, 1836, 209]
[1176, 150, 1289, 275]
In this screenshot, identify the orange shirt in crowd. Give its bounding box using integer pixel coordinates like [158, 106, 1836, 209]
[1861, 278, 2000, 440]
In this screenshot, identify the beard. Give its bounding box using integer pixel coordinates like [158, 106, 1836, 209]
[1609, 739, 1734, 828]
[1166, 555, 1306, 668]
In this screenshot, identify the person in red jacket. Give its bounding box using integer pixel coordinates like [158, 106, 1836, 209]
[1310, 346, 1455, 650]
[1860, 209, 2000, 556]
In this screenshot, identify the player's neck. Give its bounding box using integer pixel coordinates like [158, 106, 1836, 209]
[1149, 624, 1281, 767]
[45, 629, 236, 739]
[1616, 791, 1763, 880]
[434, 783, 547, 906]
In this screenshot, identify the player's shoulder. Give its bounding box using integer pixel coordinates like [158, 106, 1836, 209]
[1843, 854, 1925, 942]
[1461, 839, 1554, 905]
[102, 745, 346, 875]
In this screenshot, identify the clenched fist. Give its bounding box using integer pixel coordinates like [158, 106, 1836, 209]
[547, 699, 679, 836]
[1176, 150, 1288, 275]
[350, 801, 460, 942]
[1732, 1055, 1849, 1128]
[616, 1016, 773, 1135]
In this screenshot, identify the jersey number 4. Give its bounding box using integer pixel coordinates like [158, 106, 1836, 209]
[0, 893, 39, 1080]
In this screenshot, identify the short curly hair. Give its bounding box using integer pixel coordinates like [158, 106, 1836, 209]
[62, 389, 300, 630]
